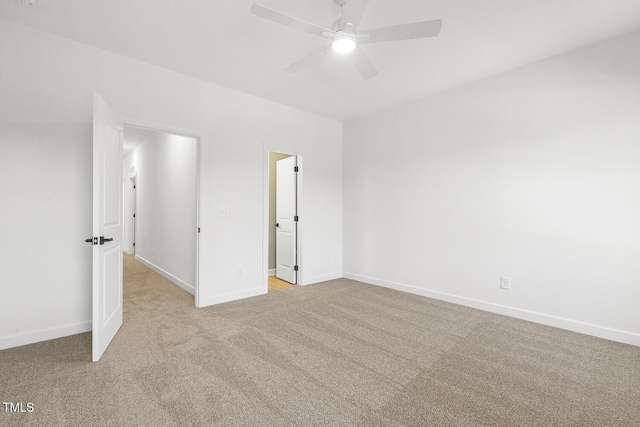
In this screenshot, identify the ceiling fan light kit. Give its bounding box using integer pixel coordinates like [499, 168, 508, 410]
[331, 32, 356, 53]
[251, 1, 442, 79]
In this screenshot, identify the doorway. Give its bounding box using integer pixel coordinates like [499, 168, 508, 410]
[265, 150, 301, 292]
[122, 125, 199, 301]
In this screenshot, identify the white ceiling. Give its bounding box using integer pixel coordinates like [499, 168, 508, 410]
[1, 0, 640, 121]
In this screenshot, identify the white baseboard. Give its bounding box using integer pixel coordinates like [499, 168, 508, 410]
[0, 320, 91, 351]
[343, 272, 640, 347]
[136, 255, 195, 295]
[268, 269, 276, 276]
[303, 272, 343, 286]
[201, 287, 266, 307]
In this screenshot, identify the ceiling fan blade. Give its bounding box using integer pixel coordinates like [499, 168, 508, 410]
[342, 0, 370, 32]
[351, 46, 378, 80]
[284, 45, 331, 73]
[251, 4, 334, 38]
[360, 19, 442, 44]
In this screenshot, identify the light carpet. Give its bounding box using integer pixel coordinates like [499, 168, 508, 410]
[1, 254, 639, 426]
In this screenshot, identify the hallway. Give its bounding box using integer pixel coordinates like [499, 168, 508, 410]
[123, 253, 194, 316]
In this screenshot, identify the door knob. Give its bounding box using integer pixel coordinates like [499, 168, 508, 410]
[275, 223, 279, 228]
[100, 236, 113, 245]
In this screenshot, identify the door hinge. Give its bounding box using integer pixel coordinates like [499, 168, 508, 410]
[133, 214, 135, 218]
[133, 242, 135, 247]
[294, 166, 299, 172]
[134, 185, 136, 189]
[294, 215, 299, 222]
[294, 265, 299, 271]
[198, 228, 200, 233]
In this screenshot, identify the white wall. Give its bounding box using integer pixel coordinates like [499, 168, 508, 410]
[124, 132, 197, 294]
[0, 19, 343, 349]
[343, 31, 640, 346]
[0, 123, 93, 347]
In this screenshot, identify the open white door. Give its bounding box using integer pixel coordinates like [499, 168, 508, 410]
[275, 156, 297, 284]
[92, 93, 123, 362]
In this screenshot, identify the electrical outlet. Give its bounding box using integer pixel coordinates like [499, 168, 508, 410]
[220, 208, 230, 217]
[500, 276, 511, 290]
[236, 267, 243, 277]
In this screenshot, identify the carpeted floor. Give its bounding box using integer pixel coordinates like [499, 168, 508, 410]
[1, 254, 639, 426]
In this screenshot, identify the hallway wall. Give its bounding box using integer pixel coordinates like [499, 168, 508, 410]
[124, 132, 197, 294]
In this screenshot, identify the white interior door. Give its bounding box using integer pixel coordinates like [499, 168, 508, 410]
[276, 156, 297, 284]
[92, 93, 123, 362]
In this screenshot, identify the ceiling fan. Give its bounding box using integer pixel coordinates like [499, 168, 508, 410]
[251, 0, 442, 79]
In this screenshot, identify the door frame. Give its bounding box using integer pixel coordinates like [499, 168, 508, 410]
[122, 118, 203, 307]
[263, 148, 303, 293]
